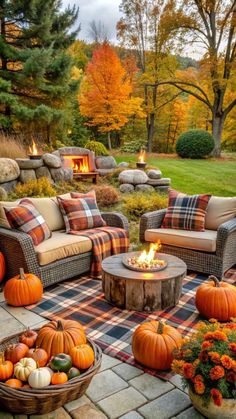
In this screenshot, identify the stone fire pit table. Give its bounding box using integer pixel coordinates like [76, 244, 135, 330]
[102, 253, 187, 312]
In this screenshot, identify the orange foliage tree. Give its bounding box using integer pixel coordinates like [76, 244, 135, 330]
[79, 42, 144, 149]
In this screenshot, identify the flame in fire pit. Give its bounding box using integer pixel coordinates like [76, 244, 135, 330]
[29, 139, 39, 155]
[138, 149, 146, 163]
[138, 241, 161, 264]
[126, 241, 166, 271]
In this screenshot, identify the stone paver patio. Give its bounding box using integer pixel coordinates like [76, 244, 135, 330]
[0, 290, 205, 419]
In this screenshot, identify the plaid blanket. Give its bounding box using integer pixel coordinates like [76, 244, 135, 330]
[26, 268, 236, 380]
[70, 226, 129, 277]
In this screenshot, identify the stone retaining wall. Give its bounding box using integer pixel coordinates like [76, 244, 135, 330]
[119, 169, 170, 193]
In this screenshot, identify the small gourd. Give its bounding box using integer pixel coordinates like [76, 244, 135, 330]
[14, 357, 37, 381]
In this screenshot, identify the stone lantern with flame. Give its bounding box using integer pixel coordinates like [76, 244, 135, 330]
[28, 140, 42, 160]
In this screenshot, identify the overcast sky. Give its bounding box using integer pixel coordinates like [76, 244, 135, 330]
[62, 0, 121, 43]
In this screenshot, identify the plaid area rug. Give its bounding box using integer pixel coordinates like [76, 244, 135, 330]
[26, 269, 236, 380]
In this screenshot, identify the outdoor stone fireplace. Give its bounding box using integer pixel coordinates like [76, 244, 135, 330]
[57, 147, 97, 174]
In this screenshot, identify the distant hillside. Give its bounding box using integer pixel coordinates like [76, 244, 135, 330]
[176, 55, 198, 69]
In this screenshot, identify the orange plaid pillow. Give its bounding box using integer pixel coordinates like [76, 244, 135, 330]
[4, 199, 51, 245]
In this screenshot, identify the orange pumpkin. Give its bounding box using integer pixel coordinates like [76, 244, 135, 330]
[19, 329, 38, 348]
[0, 252, 6, 283]
[5, 378, 23, 388]
[70, 344, 95, 370]
[195, 275, 236, 321]
[132, 320, 182, 370]
[36, 319, 86, 358]
[0, 354, 13, 381]
[26, 348, 48, 367]
[51, 372, 68, 385]
[5, 343, 29, 364]
[4, 268, 43, 306]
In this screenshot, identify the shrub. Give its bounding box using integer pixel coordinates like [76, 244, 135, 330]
[92, 185, 120, 207]
[121, 138, 147, 153]
[85, 140, 109, 156]
[176, 129, 214, 158]
[123, 192, 168, 220]
[0, 132, 27, 159]
[12, 177, 56, 198]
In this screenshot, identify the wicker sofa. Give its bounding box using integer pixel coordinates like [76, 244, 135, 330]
[140, 196, 236, 278]
[0, 196, 129, 288]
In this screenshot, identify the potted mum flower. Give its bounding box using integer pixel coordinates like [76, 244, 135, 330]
[172, 320, 236, 419]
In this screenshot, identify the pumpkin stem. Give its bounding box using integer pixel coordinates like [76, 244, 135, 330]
[19, 268, 26, 280]
[209, 275, 220, 287]
[57, 320, 64, 331]
[157, 321, 165, 334]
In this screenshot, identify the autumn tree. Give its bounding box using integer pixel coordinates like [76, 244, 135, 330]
[79, 42, 144, 149]
[0, 0, 79, 141]
[117, 0, 181, 151]
[155, 0, 236, 156]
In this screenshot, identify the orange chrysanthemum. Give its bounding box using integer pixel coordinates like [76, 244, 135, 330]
[193, 359, 200, 368]
[210, 389, 223, 406]
[171, 360, 185, 375]
[231, 360, 236, 372]
[226, 371, 236, 383]
[201, 341, 213, 350]
[221, 355, 233, 370]
[208, 351, 221, 364]
[194, 374, 204, 383]
[209, 318, 218, 323]
[194, 380, 205, 395]
[198, 350, 208, 362]
[210, 366, 225, 380]
[229, 342, 236, 354]
[204, 331, 227, 342]
[183, 362, 195, 379]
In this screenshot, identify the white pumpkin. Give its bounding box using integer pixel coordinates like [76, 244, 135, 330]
[28, 367, 51, 389]
[44, 367, 54, 377]
[14, 357, 37, 381]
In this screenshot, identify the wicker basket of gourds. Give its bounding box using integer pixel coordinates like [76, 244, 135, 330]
[0, 320, 102, 414]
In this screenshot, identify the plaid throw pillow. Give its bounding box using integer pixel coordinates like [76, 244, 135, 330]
[162, 189, 211, 231]
[57, 196, 106, 232]
[4, 199, 52, 245]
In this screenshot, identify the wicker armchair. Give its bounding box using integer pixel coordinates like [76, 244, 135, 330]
[0, 212, 129, 288]
[140, 209, 236, 278]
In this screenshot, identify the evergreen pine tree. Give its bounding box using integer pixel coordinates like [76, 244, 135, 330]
[0, 0, 80, 141]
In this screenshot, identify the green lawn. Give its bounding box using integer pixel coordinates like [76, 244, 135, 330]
[114, 154, 236, 197]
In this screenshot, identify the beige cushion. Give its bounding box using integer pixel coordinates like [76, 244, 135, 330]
[145, 228, 217, 253]
[205, 196, 236, 230]
[34, 231, 92, 266]
[0, 200, 19, 228]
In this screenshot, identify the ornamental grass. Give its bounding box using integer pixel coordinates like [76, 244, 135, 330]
[172, 319, 236, 407]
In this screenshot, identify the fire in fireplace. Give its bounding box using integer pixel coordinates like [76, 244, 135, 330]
[63, 155, 90, 173]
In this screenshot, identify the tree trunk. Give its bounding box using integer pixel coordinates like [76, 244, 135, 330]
[147, 113, 155, 152]
[212, 114, 225, 157]
[107, 132, 112, 150]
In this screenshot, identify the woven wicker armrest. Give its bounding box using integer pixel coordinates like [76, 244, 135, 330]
[0, 227, 40, 278]
[216, 218, 236, 257]
[139, 209, 167, 242]
[101, 212, 129, 231]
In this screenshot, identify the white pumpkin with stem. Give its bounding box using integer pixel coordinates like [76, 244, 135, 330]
[28, 367, 51, 388]
[14, 357, 37, 381]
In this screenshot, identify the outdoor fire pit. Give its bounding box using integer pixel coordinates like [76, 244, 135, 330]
[28, 140, 43, 160]
[122, 242, 168, 272]
[136, 149, 147, 169]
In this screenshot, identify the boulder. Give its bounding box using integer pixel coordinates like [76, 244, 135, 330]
[0, 158, 20, 183]
[19, 169, 36, 183]
[43, 153, 61, 168]
[152, 178, 171, 186]
[51, 150, 61, 158]
[0, 187, 8, 200]
[119, 169, 148, 185]
[16, 158, 43, 169]
[147, 169, 162, 179]
[155, 186, 170, 193]
[135, 184, 155, 192]
[50, 168, 65, 182]
[35, 166, 53, 181]
[63, 168, 73, 181]
[118, 162, 129, 168]
[95, 156, 117, 169]
[0, 180, 17, 193]
[119, 183, 135, 193]
[97, 168, 114, 176]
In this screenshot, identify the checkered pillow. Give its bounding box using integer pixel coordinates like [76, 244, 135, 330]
[162, 189, 211, 231]
[57, 196, 106, 232]
[4, 199, 52, 245]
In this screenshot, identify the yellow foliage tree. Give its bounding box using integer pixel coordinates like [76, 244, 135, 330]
[79, 42, 144, 149]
